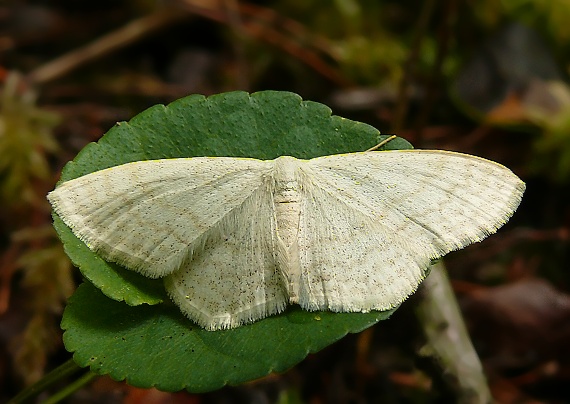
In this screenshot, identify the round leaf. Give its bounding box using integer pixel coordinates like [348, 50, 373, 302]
[55, 90, 413, 392]
[63, 283, 394, 392]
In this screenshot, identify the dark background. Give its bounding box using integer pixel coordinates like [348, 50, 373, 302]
[1, 1, 569, 402]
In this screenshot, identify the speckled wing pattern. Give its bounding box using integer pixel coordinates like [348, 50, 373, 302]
[48, 150, 525, 330]
[295, 150, 524, 313]
[163, 173, 289, 330]
[47, 157, 274, 279]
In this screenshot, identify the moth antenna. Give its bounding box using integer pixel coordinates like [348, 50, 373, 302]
[366, 135, 397, 152]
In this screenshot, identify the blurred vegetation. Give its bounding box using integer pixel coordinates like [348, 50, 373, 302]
[1, 0, 570, 402]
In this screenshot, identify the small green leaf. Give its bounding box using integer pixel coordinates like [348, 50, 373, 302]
[55, 90, 413, 392]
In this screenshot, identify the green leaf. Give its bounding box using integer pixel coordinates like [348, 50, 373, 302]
[55, 90, 413, 392]
[53, 215, 167, 306]
[63, 283, 394, 392]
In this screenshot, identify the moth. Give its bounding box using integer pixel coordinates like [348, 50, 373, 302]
[48, 149, 524, 330]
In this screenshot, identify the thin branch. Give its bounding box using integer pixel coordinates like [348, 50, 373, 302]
[26, 2, 350, 88]
[27, 9, 189, 85]
[415, 261, 493, 403]
[238, 2, 342, 61]
[180, 0, 352, 87]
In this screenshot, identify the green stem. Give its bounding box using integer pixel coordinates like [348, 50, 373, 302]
[7, 358, 87, 404]
[43, 371, 99, 404]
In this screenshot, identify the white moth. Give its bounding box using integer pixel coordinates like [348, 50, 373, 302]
[48, 150, 525, 330]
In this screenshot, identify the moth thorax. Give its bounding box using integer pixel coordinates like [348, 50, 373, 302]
[273, 156, 302, 251]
